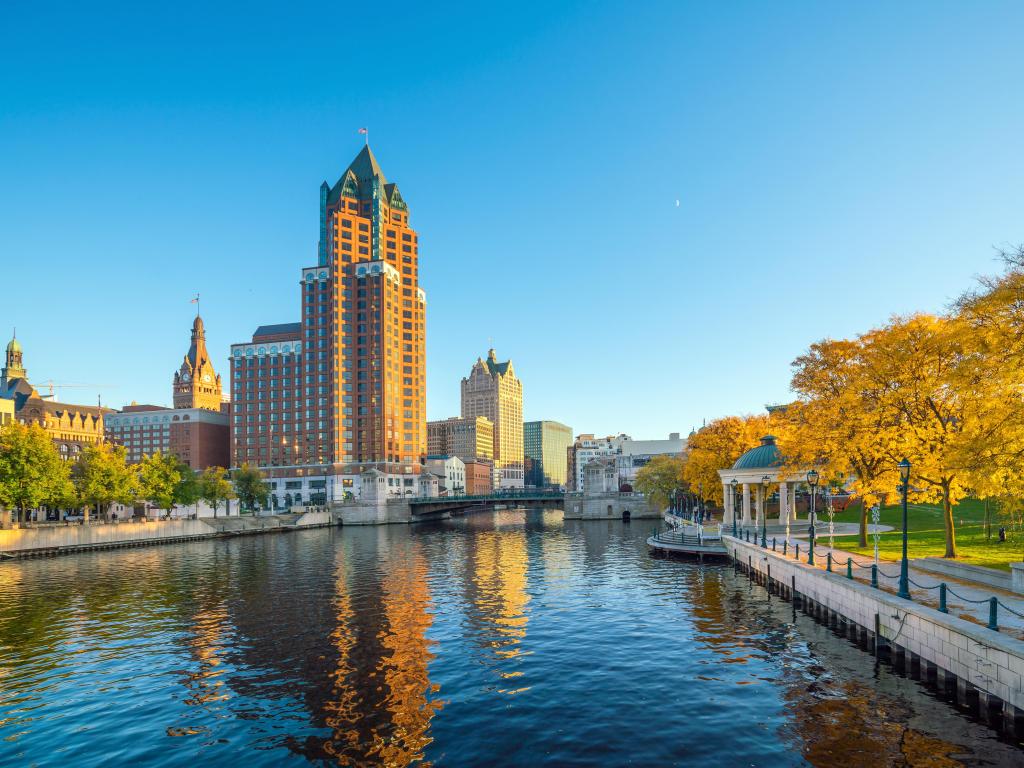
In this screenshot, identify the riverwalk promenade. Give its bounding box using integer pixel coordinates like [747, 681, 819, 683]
[735, 528, 1024, 640]
[728, 533, 1024, 735]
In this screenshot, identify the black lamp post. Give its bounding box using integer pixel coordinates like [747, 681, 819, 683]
[897, 458, 912, 600]
[807, 469, 819, 565]
[760, 475, 770, 548]
[731, 478, 739, 537]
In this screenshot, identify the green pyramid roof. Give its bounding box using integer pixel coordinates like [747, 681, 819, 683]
[326, 145, 394, 205]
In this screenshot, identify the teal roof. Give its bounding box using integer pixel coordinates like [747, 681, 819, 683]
[732, 435, 783, 470]
[484, 348, 511, 376]
[326, 145, 393, 205]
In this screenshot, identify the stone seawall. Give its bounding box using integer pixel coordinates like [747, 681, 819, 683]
[0, 519, 217, 556]
[728, 536, 1024, 735]
[0, 512, 337, 558]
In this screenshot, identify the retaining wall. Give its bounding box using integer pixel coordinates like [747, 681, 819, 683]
[728, 536, 1024, 735]
[0, 519, 217, 555]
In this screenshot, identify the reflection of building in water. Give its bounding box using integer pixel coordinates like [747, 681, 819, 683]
[311, 535, 442, 766]
[182, 603, 231, 710]
[469, 529, 531, 691]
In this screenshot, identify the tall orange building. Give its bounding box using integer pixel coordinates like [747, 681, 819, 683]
[230, 145, 427, 504]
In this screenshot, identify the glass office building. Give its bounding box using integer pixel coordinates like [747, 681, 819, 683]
[523, 420, 573, 488]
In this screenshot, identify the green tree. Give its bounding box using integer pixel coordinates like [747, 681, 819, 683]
[634, 455, 685, 511]
[137, 452, 183, 518]
[232, 463, 269, 514]
[72, 442, 136, 523]
[0, 422, 73, 522]
[198, 466, 235, 518]
[174, 462, 202, 517]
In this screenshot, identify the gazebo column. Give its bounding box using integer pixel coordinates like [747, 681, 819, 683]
[742, 483, 751, 525]
[722, 483, 732, 524]
[778, 482, 789, 526]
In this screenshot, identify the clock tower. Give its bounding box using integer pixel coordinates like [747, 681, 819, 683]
[173, 315, 222, 411]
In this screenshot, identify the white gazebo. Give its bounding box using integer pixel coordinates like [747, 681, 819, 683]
[716, 436, 811, 529]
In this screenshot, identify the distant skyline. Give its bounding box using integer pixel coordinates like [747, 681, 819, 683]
[3, 2, 1023, 438]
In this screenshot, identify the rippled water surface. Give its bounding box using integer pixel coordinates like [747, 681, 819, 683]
[0, 508, 1020, 766]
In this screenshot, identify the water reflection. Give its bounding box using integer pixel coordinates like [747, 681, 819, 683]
[0, 510, 1019, 767]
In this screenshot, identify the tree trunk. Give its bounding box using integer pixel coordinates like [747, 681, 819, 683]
[858, 501, 868, 548]
[942, 483, 957, 559]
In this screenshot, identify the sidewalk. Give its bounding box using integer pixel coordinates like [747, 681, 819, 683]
[759, 529, 1024, 640]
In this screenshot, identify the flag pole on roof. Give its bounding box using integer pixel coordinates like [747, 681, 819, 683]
[358, 127, 368, 145]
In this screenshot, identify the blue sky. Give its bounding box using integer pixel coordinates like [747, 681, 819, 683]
[2, 1, 1022, 439]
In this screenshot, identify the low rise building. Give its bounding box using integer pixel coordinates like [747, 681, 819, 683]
[567, 433, 629, 492]
[423, 455, 466, 495]
[615, 432, 686, 487]
[464, 459, 493, 495]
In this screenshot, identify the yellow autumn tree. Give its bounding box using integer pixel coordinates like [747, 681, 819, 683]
[681, 413, 774, 506]
[857, 313, 981, 558]
[786, 338, 894, 547]
[952, 246, 1024, 499]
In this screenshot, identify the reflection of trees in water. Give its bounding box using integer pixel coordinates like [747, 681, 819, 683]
[780, 676, 962, 767]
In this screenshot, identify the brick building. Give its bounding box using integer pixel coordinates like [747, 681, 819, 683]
[105, 314, 229, 469]
[229, 145, 427, 502]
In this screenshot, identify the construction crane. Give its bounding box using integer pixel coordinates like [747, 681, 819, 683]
[38, 381, 114, 405]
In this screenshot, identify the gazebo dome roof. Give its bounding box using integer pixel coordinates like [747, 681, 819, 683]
[732, 435, 783, 470]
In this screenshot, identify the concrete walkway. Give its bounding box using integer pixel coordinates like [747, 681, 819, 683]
[752, 530, 1024, 641]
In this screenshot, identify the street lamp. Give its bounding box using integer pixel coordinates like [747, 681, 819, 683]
[807, 469, 819, 565]
[731, 478, 739, 537]
[760, 475, 770, 548]
[897, 458, 912, 600]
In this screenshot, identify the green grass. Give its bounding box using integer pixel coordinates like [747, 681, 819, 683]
[828, 498, 1024, 572]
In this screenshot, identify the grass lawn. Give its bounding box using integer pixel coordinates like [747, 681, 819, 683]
[829, 497, 1024, 572]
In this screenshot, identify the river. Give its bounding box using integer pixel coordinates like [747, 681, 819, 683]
[0, 508, 1019, 766]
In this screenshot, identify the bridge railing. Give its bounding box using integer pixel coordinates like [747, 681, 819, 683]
[408, 490, 565, 504]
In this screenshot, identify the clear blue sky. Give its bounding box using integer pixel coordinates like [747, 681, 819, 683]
[2, 1, 1022, 438]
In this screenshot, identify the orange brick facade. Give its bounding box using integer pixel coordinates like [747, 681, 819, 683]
[230, 146, 427, 484]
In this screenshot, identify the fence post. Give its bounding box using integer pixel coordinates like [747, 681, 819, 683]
[783, 540, 787, 556]
[846, 558, 853, 580]
[795, 543, 800, 560]
[772, 537, 776, 552]
[871, 564, 878, 589]
[988, 598, 999, 631]
[826, 552, 832, 573]
[938, 583, 948, 613]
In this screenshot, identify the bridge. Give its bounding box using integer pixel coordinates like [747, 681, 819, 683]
[407, 489, 565, 517]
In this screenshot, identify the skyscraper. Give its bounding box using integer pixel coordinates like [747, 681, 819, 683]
[461, 349, 523, 488]
[524, 420, 573, 488]
[229, 145, 427, 502]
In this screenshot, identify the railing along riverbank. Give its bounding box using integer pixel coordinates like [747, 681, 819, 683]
[727, 534, 1024, 739]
